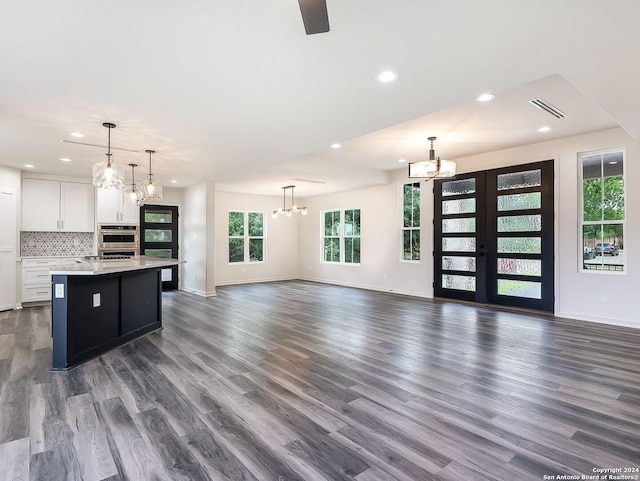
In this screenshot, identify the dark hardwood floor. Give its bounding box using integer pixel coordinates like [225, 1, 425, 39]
[1, 280, 639, 480]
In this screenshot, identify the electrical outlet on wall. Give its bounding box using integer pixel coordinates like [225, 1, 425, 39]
[93, 293, 101, 308]
[603, 293, 611, 304]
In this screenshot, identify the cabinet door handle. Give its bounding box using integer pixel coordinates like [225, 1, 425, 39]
[36, 291, 48, 295]
[61, 220, 64, 229]
[56, 220, 60, 229]
[36, 274, 49, 278]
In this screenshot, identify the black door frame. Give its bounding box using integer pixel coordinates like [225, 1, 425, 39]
[434, 160, 555, 312]
[140, 204, 179, 291]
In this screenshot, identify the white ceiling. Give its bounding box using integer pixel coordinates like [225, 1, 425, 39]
[0, 1, 638, 197]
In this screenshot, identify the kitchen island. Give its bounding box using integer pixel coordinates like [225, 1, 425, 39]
[50, 256, 183, 370]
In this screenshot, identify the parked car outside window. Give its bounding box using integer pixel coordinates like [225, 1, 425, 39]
[595, 242, 619, 256]
[583, 247, 596, 259]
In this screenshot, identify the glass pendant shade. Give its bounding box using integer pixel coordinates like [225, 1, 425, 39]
[92, 122, 126, 189]
[408, 136, 456, 180]
[408, 158, 456, 178]
[92, 155, 126, 189]
[142, 149, 162, 201]
[124, 163, 144, 206]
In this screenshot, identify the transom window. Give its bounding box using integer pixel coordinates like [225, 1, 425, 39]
[402, 182, 420, 261]
[580, 148, 625, 273]
[228, 211, 264, 263]
[322, 209, 361, 264]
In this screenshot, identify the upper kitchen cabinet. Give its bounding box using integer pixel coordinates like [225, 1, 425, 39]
[22, 179, 95, 232]
[96, 188, 139, 224]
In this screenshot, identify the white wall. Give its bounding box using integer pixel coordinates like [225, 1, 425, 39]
[181, 182, 216, 296]
[298, 178, 432, 298]
[0, 166, 21, 309]
[298, 127, 639, 328]
[215, 191, 299, 286]
[453, 127, 638, 328]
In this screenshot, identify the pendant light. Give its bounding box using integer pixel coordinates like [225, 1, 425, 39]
[92, 122, 126, 189]
[141, 149, 162, 201]
[124, 163, 144, 206]
[408, 136, 456, 180]
[272, 185, 307, 218]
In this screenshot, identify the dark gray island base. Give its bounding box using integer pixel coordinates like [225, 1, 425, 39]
[50, 257, 182, 370]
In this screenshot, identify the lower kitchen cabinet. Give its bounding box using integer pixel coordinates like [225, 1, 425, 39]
[21, 257, 81, 303]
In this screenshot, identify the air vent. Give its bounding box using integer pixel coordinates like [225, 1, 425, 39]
[528, 98, 566, 119]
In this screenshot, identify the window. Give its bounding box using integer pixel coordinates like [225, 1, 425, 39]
[323, 209, 361, 264]
[580, 149, 625, 273]
[228, 211, 264, 263]
[402, 182, 420, 260]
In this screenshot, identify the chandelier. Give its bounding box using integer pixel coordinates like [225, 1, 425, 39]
[141, 149, 162, 201]
[124, 163, 145, 206]
[272, 185, 307, 218]
[408, 136, 456, 179]
[92, 122, 126, 189]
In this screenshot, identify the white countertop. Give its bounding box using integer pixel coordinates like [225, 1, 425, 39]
[50, 256, 184, 276]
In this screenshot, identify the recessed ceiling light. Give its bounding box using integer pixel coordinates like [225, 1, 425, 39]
[24, 164, 35, 168]
[537, 126, 551, 132]
[398, 158, 407, 163]
[377, 70, 399, 83]
[476, 93, 495, 102]
[170, 179, 178, 183]
[60, 157, 71, 162]
[331, 143, 342, 149]
[70, 132, 84, 138]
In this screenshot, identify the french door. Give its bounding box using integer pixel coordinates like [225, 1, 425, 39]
[140, 205, 179, 291]
[434, 160, 554, 312]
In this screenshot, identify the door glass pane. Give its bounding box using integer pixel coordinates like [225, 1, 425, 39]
[497, 214, 542, 232]
[497, 192, 541, 211]
[497, 258, 542, 276]
[497, 237, 541, 253]
[442, 198, 476, 215]
[144, 210, 172, 223]
[498, 279, 541, 299]
[442, 256, 476, 272]
[144, 249, 172, 258]
[442, 237, 476, 252]
[442, 178, 475, 196]
[144, 229, 172, 242]
[442, 218, 476, 233]
[442, 274, 476, 291]
[497, 169, 541, 190]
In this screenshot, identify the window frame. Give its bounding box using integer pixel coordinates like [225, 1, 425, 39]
[578, 147, 626, 275]
[228, 210, 265, 264]
[321, 208, 361, 265]
[401, 181, 421, 262]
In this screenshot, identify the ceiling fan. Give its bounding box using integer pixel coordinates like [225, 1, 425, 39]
[298, 0, 330, 35]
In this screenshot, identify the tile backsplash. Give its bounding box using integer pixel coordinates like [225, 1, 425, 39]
[21, 231, 94, 257]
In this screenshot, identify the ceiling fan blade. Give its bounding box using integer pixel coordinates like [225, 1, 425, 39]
[298, 0, 329, 35]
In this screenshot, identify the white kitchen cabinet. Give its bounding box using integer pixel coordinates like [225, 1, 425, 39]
[96, 188, 139, 224]
[22, 179, 95, 232]
[21, 257, 80, 303]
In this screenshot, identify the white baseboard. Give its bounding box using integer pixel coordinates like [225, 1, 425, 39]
[297, 276, 430, 299]
[556, 310, 640, 329]
[180, 287, 217, 297]
[215, 276, 296, 287]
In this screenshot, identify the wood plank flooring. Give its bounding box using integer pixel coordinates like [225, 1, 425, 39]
[1, 280, 639, 480]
